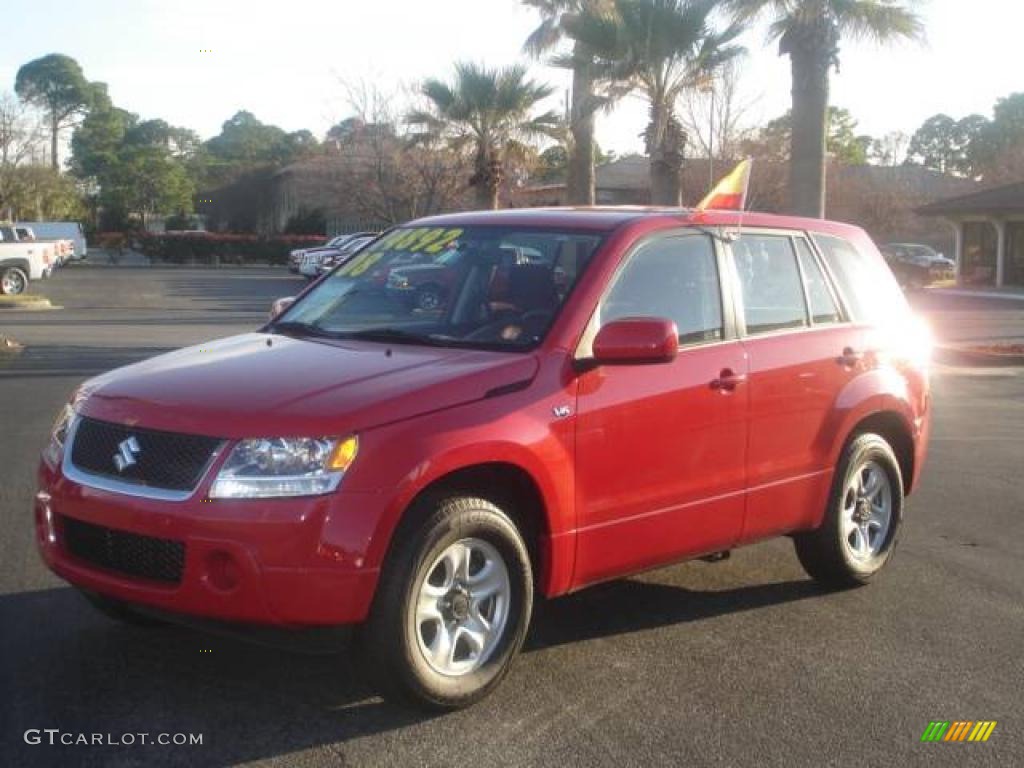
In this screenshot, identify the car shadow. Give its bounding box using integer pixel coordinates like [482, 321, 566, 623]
[527, 575, 827, 651]
[0, 575, 825, 767]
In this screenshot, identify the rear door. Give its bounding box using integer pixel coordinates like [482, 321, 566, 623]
[728, 230, 861, 542]
[573, 230, 748, 586]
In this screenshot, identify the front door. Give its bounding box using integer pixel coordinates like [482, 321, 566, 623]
[573, 231, 748, 587]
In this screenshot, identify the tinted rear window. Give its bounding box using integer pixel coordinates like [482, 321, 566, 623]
[813, 234, 908, 325]
[731, 234, 808, 335]
[794, 238, 842, 325]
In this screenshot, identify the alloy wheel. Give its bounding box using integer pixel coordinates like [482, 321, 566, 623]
[841, 460, 893, 561]
[414, 537, 511, 677]
[2, 270, 26, 296]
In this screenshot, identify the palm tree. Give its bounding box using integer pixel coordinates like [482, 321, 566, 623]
[564, 0, 744, 205]
[523, 1, 612, 205]
[407, 63, 560, 210]
[726, 0, 923, 218]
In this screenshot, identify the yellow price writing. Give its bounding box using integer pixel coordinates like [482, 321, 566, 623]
[423, 228, 463, 254]
[347, 252, 385, 277]
[338, 228, 465, 276]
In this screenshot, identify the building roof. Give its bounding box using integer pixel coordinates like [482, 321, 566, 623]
[916, 181, 1024, 216]
[838, 165, 978, 199]
[595, 157, 650, 190]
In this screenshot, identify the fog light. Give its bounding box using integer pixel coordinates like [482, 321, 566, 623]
[205, 551, 241, 592]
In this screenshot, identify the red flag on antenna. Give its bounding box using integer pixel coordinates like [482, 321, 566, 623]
[695, 159, 752, 212]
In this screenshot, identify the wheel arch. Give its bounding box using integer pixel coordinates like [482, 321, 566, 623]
[832, 366, 923, 496]
[380, 460, 564, 598]
[0, 257, 31, 272]
[842, 410, 916, 495]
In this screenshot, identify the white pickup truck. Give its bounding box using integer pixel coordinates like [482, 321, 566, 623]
[0, 225, 56, 295]
[14, 225, 74, 265]
[17, 221, 87, 261]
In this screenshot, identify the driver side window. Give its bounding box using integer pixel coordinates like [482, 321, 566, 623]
[600, 235, 723, 345]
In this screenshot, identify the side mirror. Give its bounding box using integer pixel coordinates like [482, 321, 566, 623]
[592, 317, 679, 365]
[269, 296, 296, 320]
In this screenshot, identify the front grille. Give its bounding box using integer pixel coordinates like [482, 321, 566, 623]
[62, 516, 185, 584]
[70, 417, 222, 492]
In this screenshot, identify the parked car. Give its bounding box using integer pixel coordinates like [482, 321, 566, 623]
[36, 208, 931, 709]
[289, 233, 377, 275]
[880, 243, 955, 288]
[16, 221, 87, 261]
[288, 235, 338, 273]
[385, 244, 543, 312]
[0, 226, 56, 294]
[316, 234, 378, 276]
[298, 236, 368, 278]
[14, 225, 73, 265]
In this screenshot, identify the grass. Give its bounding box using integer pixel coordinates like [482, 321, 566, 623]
[0, 293, 53, 309]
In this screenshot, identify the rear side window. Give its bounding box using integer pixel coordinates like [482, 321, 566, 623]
[731, 235, 808, 335]
[794, 238, 842, 324]
[814, 234, 908, 324]
[601, 234, 723, 345]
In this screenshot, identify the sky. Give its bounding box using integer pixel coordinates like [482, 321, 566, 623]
[1, 0, 1022, 156]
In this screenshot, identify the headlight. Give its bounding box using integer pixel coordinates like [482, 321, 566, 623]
[43, 404, 75, 467]
[209, 435, 358, 499]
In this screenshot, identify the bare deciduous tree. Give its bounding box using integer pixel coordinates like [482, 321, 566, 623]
[678, 60, 759, 179]
[339, 80, 471, 223]
[0, 92, 46, 167]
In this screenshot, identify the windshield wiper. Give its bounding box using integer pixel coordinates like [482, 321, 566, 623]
[337, 328, 442, 346]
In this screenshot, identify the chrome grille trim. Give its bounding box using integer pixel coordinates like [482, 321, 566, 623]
[61, 416, 225, 502]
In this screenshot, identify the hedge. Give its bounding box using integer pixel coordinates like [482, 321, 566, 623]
[128, 232, 328, 266]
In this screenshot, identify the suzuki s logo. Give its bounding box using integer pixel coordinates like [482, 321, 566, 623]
[113, 436, 141, 472]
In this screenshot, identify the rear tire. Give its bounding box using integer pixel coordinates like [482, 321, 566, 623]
[794, 433, 904, 588]
[362, 496, 533, 710]
[1, 266, 28, 296]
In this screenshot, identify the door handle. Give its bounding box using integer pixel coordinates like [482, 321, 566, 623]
[837, 347, 863, 367]
[711, 368, 746, 392]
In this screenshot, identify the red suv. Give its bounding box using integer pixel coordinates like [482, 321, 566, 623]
[35, 208, 931, 709]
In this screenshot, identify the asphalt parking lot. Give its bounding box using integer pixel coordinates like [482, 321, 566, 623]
[1, 267, 1021, 767]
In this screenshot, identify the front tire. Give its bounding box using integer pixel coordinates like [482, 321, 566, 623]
[1, 266, 28, 296]
[794, 433, 904, 588]
[363, 496, 533, 710]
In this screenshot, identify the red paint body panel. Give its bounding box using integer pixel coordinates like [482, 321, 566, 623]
[741, 325, 865, 540]
[36, 208, 931, 628]
[573, 341, 749, 585]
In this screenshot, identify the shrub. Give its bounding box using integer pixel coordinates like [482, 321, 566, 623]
[132, 232, 327, 266]
[284, 207, 327, 235]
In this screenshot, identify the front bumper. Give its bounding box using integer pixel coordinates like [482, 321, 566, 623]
[35, 459, 380, 627]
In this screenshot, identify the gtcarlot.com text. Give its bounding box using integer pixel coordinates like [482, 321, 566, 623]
[24, 729, 203, 746]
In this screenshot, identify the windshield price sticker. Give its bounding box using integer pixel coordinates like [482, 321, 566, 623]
[375, 227, 464, 255]
[339, 227, 464, 276]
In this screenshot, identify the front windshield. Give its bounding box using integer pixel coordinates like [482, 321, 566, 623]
[274, 225, 604, 350]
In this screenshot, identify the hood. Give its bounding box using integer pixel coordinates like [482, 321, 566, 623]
[78, 333, 539, 439]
